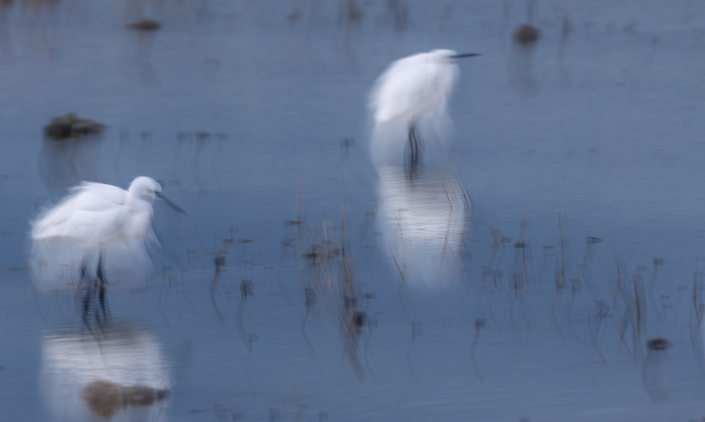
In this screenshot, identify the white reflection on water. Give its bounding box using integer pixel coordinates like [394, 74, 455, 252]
[41, 323, 170, 421]
[376, 166, 470, 289]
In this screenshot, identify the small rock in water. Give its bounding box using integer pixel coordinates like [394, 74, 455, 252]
[127, 19, 161, 31]
[353, 311, 366, 327]
[82, 379, 170, 418]
[647, 338, 670, 351]
[513, 24, 540, 44]
[44, 113, 106, 140]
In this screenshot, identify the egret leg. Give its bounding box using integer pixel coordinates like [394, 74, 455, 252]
[408, 124, 420, 176]
[96, 249, 107, 285]
[78, 251, 94, 329]
[78, 252, 91, 287]
[95, 284, 107, 329]
[79, 249, 110, 331]
[95, 249, 110, 325]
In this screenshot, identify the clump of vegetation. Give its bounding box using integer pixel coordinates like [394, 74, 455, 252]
[513, 24, 540, 44]
[127, 19, 161, 31]
[44, 113, 106, 140]
[82, 379, 169, 418]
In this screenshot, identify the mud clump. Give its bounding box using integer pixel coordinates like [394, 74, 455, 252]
[127, 19, 161, 31]
[647, 338, 670, 351]
[82, 379, 170, 417]
[44, 114, 106, 140]
[513, 24, 540, 44]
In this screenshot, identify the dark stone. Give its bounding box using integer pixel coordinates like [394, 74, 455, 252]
[44, 113, 105, 140]
[513, 24, 540, 44]
[647, 338, 670, 351]
[127, 19, 161, 31]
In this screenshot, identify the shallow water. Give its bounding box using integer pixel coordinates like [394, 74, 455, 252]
[2, 0, 705, 420]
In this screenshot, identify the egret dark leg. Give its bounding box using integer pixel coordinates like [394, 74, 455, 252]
[408, 125, 416, 168]
[411, 126, 419, 168]
[96, 249, 107, 286]
[95, 249, 110, 326]
[95, 284, 107, 329]
[78, 252, 91, 287]
[408, 123, 420, 177]
[79, 252, 93, 329]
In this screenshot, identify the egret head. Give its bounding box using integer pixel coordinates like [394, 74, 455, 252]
[129, 176, 186, 214]
[129, 176, 163, 201]
[429, 49, 459, 62]
[427, 49, 481, 62]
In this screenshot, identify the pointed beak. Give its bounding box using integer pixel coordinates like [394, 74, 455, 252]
[156, 192, 186, 214]
[450, 53, 481, 59]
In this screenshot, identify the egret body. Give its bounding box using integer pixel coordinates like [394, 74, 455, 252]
[369, 49, 477, 171]
[32, 176, 184, 285]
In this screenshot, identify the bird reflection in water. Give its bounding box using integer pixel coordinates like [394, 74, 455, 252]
[41, 323, 170, 421]
[376, 166, 470, 289]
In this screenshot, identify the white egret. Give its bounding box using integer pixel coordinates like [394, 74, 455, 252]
[369, 49, 479, 171]
[32, 176, 185, 286]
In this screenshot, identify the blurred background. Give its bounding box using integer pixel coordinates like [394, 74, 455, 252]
[2, 0, 705, 420]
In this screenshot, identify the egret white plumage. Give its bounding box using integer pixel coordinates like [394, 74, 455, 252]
[32, 176, 184, 285]
[369, 49, 478, 171]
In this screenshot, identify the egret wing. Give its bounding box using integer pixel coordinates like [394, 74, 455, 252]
[32, 182, 128, 241]
[33, 207, 126, 244]
[371, 53, 458, 122]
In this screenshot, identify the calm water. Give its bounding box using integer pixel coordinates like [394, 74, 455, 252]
[2, 0, 705, 421]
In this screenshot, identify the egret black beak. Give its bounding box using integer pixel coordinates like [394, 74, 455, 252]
[450, 53, 481, 59]
[155, 192, 186, 214]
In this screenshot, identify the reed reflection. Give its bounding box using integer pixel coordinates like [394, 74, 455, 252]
[376, 166, 470, 289]
[41, 323, 171, 421]
[507, 24, 540, 98]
